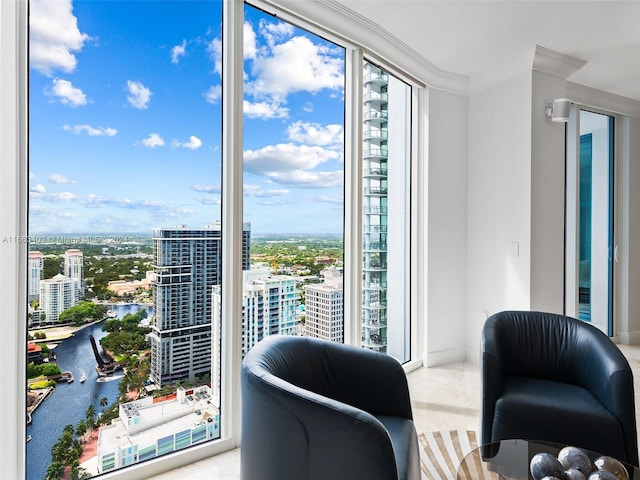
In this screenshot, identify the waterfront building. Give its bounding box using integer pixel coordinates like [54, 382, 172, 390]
[28, 250, 43, 302]
[64, 249, 84, 298]
[149, 222, 250, 386]
[304, 267, 344, 343]
[38, 273, 78, 323]
[95, 385, 219, 474]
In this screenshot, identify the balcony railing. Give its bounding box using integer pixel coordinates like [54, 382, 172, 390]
[364, 72, 389, 84]
[363, 168, 388, 178]
[363, 91, 388, 103]
[363, 110, 388, 123]
[363, 206, 388, 215]
[363, 187, 388, 196]
[363, 147, 388, 159]
[363, 129, 388, 141]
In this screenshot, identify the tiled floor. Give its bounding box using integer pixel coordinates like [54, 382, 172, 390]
[147, 344, 640, 479]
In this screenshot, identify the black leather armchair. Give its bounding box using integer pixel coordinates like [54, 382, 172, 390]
[481, 310, 638, 466]
[241, 335, 420, 480]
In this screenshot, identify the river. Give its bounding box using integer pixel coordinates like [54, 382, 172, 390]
[26, 304, 152, 480]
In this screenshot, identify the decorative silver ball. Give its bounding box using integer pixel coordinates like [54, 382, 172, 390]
[530, 452, 567, 480]
[558, 446, 593, 476]
[588, 471, 619, 480]
[593, 456, 629, 480]
[564, 468, 587, 480]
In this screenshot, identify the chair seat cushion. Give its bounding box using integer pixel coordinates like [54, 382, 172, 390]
[492, 376, 627, 459]
[374, 415, 420, 480]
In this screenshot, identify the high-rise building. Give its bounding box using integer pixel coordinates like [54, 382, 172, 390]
[39, 273, 78, 323]
[304, 267, 344, 342]
[150, 222, 250, 386]
[240, 269, 299, 356]
[28, 251, 44, 302]
[362, 61, 411, 361]
[362, 62, 389, 353]
[64, 249, 84, 298]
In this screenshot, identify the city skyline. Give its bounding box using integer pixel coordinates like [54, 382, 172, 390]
[28, 0, 345, 235]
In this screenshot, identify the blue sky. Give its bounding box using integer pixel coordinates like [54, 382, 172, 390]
[28, 0, 345, 235]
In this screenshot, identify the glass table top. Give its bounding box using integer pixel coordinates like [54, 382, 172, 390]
[456, 439, 639, 480]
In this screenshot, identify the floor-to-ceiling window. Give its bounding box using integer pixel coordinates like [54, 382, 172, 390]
[27, 1, 224, 478]
[239, 4, 346, 352]
[9, 1, 421, 478]
[567, 108, 615, 335]
[362, 60, 412, 362]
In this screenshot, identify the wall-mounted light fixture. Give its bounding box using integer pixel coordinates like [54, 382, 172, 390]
[545, 98, 572, 123]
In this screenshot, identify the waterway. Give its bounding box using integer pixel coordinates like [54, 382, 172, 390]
[26, 303, 152, 480]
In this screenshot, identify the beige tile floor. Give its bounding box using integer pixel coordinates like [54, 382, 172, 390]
[147, 343, 640, 480]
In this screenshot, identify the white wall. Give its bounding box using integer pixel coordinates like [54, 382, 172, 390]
[618, 115, 640, 343]
[530, 70, 567, 314]
[465, 72, 533, 361]
[424, 88, 468, 366]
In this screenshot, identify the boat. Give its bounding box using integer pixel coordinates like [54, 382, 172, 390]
[79, 373, 86, 383]
[26, 435, 32, 443]
[107, 310, 117, 318]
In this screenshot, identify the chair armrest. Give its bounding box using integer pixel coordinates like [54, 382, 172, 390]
[481, 319, 505, 446]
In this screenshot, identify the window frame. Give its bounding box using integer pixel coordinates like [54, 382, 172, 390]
[2, 0, 426, 478]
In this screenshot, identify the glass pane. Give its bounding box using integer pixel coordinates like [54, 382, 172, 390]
[27, 1, 222, 478]
[240, 4, 345, 352]
[362, 61, 411, 362]
[577, 110, 614, 335]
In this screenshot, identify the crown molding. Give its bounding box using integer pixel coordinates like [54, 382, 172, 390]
[265, 0, 469, 95]
[533, 45, 587, 79]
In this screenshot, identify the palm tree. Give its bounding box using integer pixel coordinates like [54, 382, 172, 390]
[75, 419, 87, 443]
[99, 396, 108, 408]
[85, 404, 96, 437]
[43, 461, 65, 480]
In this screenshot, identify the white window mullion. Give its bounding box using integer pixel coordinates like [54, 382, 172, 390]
[1, 1, 28, 479]
[343, 46, 363, 347]
[221, 0, 245, 447]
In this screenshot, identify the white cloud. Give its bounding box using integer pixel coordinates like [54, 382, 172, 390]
[208, 38, 222, 75]
[204, 85, 221, 104]
[30, 184, 46, 194]
[63, 124, 117, 136]
[244, 143, 342, 188]
[175, 136, 203, 150]
[30, 190, 77, 202]
[199, 196, 221, 205]
[258, 19, 294, 48]
[193, 184, 221, 193]
[29, 0, 89, 76]
[247, 36, 343, 99]
[171, 39, 187, 64]
[243, 100, 289, 120]
[244, 22, 258, 60]
[48, 173, 74, 184]
[48, 79, 87, 107]
[141, 133, 165, 148]
[287, 121, 343, 147]
[126, 80, 152, 109]
[244, 184, 289, 198]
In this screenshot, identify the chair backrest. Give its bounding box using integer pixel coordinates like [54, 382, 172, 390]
[484, 310, 628, 390]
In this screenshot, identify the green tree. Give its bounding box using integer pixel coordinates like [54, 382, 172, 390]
[75, 420, 87, 443]
[43, 461, 65, 480]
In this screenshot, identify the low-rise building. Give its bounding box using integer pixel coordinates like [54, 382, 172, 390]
[96, 385, 219, 473]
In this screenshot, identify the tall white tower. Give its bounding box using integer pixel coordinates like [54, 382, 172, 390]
[28, 251, 44, 302]
[64, 249, 84, 298]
